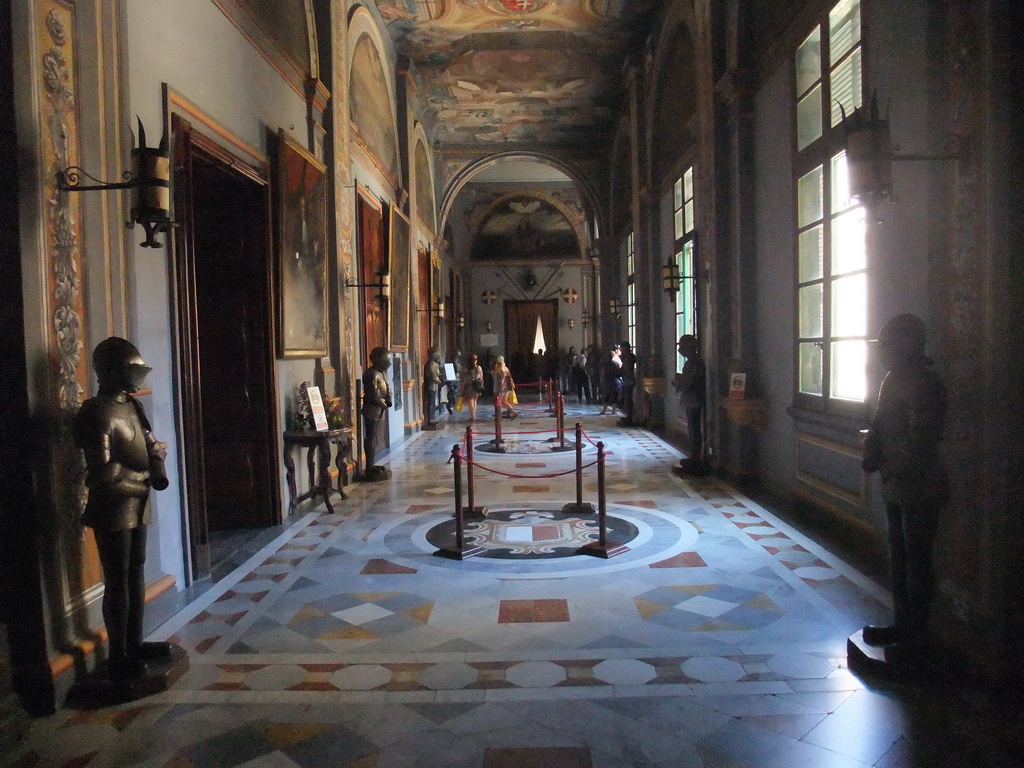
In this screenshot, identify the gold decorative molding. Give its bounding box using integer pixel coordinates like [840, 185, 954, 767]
[40, 3, 87, 411]
[719, 397, 770, 431]
[38, 1, 102, 606]
[642, 377, 667, 396]
[168, 88, 267, 168]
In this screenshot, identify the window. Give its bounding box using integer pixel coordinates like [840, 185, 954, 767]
[794, 0, 867, 407]
[625, 231, 636, 349]
[673, 167, 696, 373]
[795, 0, 863, 151]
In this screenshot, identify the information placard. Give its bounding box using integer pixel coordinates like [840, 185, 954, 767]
[306, 385, 330, 430]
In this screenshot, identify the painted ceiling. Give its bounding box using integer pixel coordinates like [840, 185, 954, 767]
[372, 0, 658, 148]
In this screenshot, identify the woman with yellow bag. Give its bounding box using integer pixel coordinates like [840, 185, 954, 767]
[493, 355, 518, 419]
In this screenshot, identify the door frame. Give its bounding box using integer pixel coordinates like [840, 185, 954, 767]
[502, 299, 559, 385]
[171, 115, 280, 582]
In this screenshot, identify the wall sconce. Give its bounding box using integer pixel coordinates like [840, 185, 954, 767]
[457, 315, 466, 329]
[609, 298, 622, 319]
[662, 260, 681, 297]
[345, 272, 390, 308]
[567, 318, 575, 330]
[842, 92, 967, 208]
[581, 311, 590, 327]
[57, 117, 172, 248]
[419, 300, 444, 319]
[485, 321, 493, 333]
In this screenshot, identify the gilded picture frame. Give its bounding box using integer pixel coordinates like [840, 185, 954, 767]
[276, 129, 328, 358]
[388, 206, 412, 351]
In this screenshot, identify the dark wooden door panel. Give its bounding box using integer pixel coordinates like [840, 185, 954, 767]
[503, 300, 558, 386]
[357, 192, 389, 451]
[173, 116, 279, 579]
[191, 156, 276, 531]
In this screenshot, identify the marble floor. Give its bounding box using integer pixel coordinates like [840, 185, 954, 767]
[6, 405, 1021, 767]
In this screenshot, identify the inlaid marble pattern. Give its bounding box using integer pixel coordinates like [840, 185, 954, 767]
[8, 407, 1021, 767]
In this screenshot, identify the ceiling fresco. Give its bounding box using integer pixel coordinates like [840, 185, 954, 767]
[372, 0, 658, 148]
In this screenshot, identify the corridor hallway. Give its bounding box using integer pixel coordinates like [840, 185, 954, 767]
[9, 406, 1020, 768]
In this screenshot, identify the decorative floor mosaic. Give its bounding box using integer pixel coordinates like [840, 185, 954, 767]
[7, 407, 1022, 767]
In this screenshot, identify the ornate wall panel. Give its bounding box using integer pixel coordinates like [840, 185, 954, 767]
[36, 0, 103, 614]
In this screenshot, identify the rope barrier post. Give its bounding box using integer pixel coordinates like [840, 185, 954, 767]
[435, 445, 484, 561]
[490, 397, 506, 453]
[562, 422, 594, 515]
[579, 441, 628, 558]
[559, 393, 569, 450]
[547, 378, 556, 415]
[465, 426, 487, 518]
[548, 392, 573, 451]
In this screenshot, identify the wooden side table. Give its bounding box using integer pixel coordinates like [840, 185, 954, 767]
[283, 428, 352, 514]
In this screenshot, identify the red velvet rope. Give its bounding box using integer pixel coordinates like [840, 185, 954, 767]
[466, 427, 568, 438]
[453, 448, 599, 479]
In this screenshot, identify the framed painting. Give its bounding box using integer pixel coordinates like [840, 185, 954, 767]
[388, 206, 412, 351]
[276, 129, 328, 358]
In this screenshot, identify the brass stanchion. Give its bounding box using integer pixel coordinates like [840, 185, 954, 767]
[435, 445, 484, 560]
[562, 422, 594, 515]
[579, 441, 628, 558]
[465, 426, 487, 518]
[490, 397, 506, 453]
[549, 392, 572, 451]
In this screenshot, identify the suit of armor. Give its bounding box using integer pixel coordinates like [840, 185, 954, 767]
[674, 335, 707, 472]
[74, 337, 170, 679]
[362, 347, 393, 473]
[861, 315, 948, 649]
[423, 347, 442, 425]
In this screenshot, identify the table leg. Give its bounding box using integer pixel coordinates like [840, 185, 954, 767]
[334, 440, 348, 499]
[318, 440, 334, 514]
[284, 443, 297, 513]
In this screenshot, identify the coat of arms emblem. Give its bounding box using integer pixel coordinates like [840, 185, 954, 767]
[489, 0, 549, 13]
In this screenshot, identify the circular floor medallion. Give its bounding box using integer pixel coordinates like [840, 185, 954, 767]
[474, 438, 582, 454]
[424, 508, 639, 559]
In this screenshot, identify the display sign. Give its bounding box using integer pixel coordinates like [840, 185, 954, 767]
[729, 373, 747, 400]
[306, 385, 330, 430]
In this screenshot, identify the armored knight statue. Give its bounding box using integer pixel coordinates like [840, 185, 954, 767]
[422, 346, 442, 428]
[674, 334, 707, 475]
[74, 337, 172, 681]
[361, 346, 393, 479]
[861, 314, 948, 654]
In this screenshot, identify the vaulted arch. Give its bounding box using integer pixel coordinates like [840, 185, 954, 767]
[440, 153, 603, 242]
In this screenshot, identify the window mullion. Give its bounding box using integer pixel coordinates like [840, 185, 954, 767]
[822, 160, 833, 402]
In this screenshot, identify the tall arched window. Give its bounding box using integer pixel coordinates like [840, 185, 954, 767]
[794, 0, 868, 407]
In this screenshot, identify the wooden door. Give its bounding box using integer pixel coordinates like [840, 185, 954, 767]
[417, 247, 430, 356]
[357, 192, 387, 358]
[173, 118, 279, 578]
[356, 191, 388, 456]
[503, 300, 558, 387]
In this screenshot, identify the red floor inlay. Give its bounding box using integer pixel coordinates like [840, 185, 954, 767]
[649, 551, 708, 568]
[483, 747, 592, 767]
[360, 558, 417, 575]
[498, 599, 570, 623]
